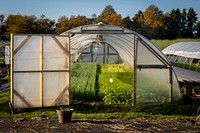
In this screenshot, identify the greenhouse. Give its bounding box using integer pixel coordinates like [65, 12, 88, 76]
[61, 22, 181, 105]
[162, 42, 200, 71]
[10, 23, 182, 109]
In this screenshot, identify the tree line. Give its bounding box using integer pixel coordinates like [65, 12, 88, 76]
[0, 5, 199, 40]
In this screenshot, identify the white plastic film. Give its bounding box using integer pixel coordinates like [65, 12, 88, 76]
[14, 36, 40, 71]
[43, 72, 69, 106]
[136, 69, 170, 103]
[137, 40, 165, 65]
[43, 36, 69, 70]
[172, 71, 182, 101]
[13, 73, 40, 108]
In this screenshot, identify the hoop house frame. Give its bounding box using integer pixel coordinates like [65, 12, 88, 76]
[62, 23, 181, 106]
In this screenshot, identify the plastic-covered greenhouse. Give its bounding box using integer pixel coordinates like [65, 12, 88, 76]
[162, 42, 200, 71]
[10, 23, 181, 109]
[61, 22, 181, 105]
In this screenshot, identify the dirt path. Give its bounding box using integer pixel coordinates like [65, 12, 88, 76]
[0, 118, 200, 133]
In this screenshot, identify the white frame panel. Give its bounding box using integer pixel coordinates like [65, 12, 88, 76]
[10, 34, 70, 109]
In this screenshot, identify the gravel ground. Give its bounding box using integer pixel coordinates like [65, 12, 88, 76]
[0, 117, 200, 133]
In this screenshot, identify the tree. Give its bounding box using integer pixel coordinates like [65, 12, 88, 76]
[133, 5, 165, 39]
[195, 21, 200, 38]
[55, 16, 69, 34]
[0, 14, 5, 25]
[68, 15, 88, 29]
[169, 8, 182, 38]
[4, 14, 37, 38]
[132, 10, 144, 32]
[122, 15, 133, 30]
[104, 13, 124, 26]
[36, 14, 55, 34]
[0, 14, 5, 40]
[88, 13, 97, 24]
[142, 5, 164, 29]
[132, 10, 150, 38]
[96, 5, 117, 23]
[180, 8, 187, 38]
[162, 13, 178, 39]
[187, 7, 197, 38]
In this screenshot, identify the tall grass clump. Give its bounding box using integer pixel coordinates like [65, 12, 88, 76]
[70, 62, 97, 101]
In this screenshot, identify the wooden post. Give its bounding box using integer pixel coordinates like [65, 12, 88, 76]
[10, 33, 14, 105]
[66, 36, 70, 105]
[169, 67, 173, 103]
[39, 35, 43, 107]
[133, 35, 137, 106]
[186, 84, 193, 97]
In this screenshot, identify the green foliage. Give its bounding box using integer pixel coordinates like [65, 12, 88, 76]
[98, 64, 133, 104]
[70, 63, 97, 101]
[0, 91, 11, 117]
[0, 75, 10, 84]
[171, 62, 200, 72]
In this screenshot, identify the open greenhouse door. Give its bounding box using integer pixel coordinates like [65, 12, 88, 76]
[10, 34, 70, 109]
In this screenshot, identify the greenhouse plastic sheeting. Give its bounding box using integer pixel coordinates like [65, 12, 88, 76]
[162, 42, 200, 59]
[11, 34, 70, 109]
[136, 69, 179, 103]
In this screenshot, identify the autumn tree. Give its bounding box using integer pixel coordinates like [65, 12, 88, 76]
[104, 13, 125, 26]
[4, 14, 37, 38]
[68, 15, 88, 30]
[133, 5, 165, 39]
[55, 16, 69, 34]
[96, 5, 117, 23]
[143, 5, 164, 29]
[35, 14, 55, 34]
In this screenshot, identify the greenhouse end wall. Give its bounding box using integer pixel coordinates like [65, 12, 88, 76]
[61, 23, 181, 105]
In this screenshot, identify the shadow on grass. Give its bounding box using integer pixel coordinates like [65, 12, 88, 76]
[1, 90, 199, 118]
[70, 100, 200, 116]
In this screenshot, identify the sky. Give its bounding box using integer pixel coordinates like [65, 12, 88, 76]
[0, 0, 200, 21]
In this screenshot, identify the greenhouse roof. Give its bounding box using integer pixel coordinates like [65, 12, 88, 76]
[61, 23, 169, 66]
[162, 42, 200, 59]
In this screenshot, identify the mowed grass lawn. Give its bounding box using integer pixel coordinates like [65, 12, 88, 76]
[151, 38, 200, 50]
[0, 90, 200, 121]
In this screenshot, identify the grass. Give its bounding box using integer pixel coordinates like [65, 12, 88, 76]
[1, 39, 200, 120]
[151, 38, 200, 50]
[0, 91, 199, 121]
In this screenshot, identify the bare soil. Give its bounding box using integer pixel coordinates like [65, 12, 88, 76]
[0, 117, 200, 133]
